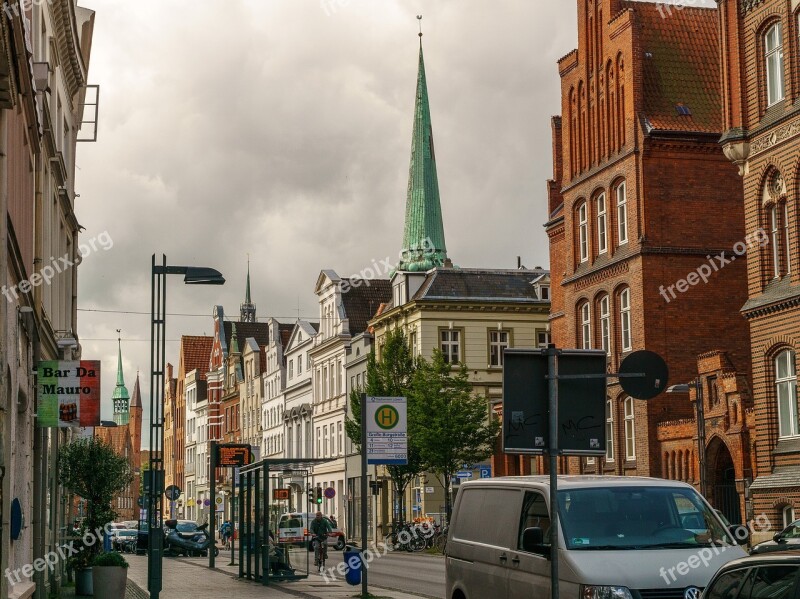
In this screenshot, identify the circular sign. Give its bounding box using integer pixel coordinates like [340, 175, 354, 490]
[619, 350, 669, 400]
[324, 487, 336, 499]
[203, 499, 211, 507]
[374, 405, 399, 430]
[164, 485, 181, 502]
[215, 496, 223, 505]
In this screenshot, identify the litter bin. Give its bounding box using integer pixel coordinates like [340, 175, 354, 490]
[343, 546, 362, 586]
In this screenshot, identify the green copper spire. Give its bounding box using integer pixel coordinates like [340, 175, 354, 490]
[397, 29, 449, 273]
[112, 331, 130, 426]
[240, 256, 256, 322]
[230, 322, 240, 354]
[246, 260, 252, 304]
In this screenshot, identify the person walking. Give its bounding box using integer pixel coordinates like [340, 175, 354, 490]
[219, 520, 232, 549]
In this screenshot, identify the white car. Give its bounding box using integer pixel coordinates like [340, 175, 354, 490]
[277, 513, 346, 550]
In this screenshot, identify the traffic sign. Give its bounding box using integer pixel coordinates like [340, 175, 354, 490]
[203, 499, 211, 506]
[619, 350, 669, 400]
[164, 485, 181, 501]
[215, 496, 223, 505]
[324, 487, 336, 499]
[456, 471, 472, 479]
[366, 396, 408, 465]
[137, 496, 144, 508]
[479, 467, 491, 479]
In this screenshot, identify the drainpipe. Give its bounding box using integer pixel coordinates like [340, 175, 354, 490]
[0, 107, 9, 599]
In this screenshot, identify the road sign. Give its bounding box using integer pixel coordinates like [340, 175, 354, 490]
[425, 486, 435, 494]
[164, 485, 181, 501]
[214, 443, 251, 467]
[203, 499, 211, 506]
[479, 467, 491, 479]
[366, 396, 408, 465]
[137, 496, 144, 508]
[324, 487, 336, 499]
[619, 350, 669, 400]
[215, 496, 223, 505]
[456, 471, 472, 479]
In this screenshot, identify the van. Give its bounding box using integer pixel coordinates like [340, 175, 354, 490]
[446, 476, 749, 599]
[277, 512, 346, 550]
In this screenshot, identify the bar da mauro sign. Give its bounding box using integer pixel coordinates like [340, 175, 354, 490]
[37, 360, 101, 427]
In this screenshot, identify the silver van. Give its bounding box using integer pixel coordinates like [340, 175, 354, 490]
[445, 476, 748, 599]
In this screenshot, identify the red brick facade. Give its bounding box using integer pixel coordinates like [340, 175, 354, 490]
[718, 0, 800, 534]
[545, 1, 753, 523]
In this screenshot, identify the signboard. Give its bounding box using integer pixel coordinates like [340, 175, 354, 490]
[480, 467, 492, 479]
[137, 496, 144, 508]
[203, 499, 211, 506]
[425, 486, 435, 494]
[456, 471, 472, 479]
[214, 443, 251, 467]
[366, 396, 408, 465]
[37, 361, 101, 427]
[324, 487, 336, 499]
[215, 496, 223, 505]
[502, 349, 606, 456]
[272, 488, 290, 501]
[165, 485, 181, 501]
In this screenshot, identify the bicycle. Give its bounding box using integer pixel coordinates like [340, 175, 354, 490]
[434, 526, 448, 553]
[313, 534, 328, 572]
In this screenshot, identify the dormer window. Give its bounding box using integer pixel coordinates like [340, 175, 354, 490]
[540, 285, 550, 300]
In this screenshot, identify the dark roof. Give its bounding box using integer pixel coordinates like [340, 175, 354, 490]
[130, 375, 142, 408]
[309, 322, 320, 333]
[411, 268, 550, 303]
[341, 278, 392, 335]
[223, 321, 270, 354]
[279, 324, 294, 349]
[633, 2, 721, 134]
[179, 336, 213, 380]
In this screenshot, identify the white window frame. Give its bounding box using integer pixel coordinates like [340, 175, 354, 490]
[579, 202, 589, 262]
[766, 22, 785, 107]
[624, 397, 636, 460]
[441, 329, 461, 364]
[776, 349, 798, 438]
[581, 303, 592, 349]
[620, 288, 632, 352]
[772, 204, 781, 278]
[597, 193, 608, 254]
[616, 182, 628, 245]
[785, 202, 792, 275]
[605, 399, 614, 462]
[600, 295, 610, 354]
[783, 505, 796, 528]
[489, 330, 510, 367]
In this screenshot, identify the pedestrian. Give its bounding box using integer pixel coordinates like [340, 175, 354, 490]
[219, 520, 232, 549]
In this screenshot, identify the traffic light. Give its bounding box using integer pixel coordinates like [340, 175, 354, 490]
[315, 486, 323, 505]
[307, 487, 314, 505]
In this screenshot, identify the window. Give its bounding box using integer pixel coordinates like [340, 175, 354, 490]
[338, 422, 343, 456]
[624, 397, 635, 460]
[766, 22, 784, 107]
[581, 303, 592, 349]
[616, 182, 628, 245]
[409, 331, 418, 356]
[578, 202, 589, 262]
[288, 359, 293, 379]
[709, 376, 720, 406]
[599, 295, 610, 353]
[540, 285, 550, 300]
[620, 288, 631, 352]
[776, 349, 798, 438]
[783, 505, 796, 528]
[586, 456, 596, 466]
[324, 425, 329, 457]
[740, 566, 798, 599]
[297, 356, 302, 375]
[489, 330, 510, 367]
[772, 205, 781, 278]
[605, 399, 614, 461]
[597, 193, 607, 254]
[517, 491, 550, 552]
[705, 569, 748, 599]
[316, 427, 321, 457]
[441, 329, 461, 364]
[537, 330, 551, 348]
[785, 203, 792, 274]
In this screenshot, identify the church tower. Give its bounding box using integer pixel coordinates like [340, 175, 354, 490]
[396, 22, 450, 272]
[240, 260, 256, 322]
[129, 373, 143, 467]
[112, 334, 130, 426]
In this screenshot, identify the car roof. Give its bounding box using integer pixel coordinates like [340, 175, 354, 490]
[717, 552, 800, 571]
[460, 475, 695, 490]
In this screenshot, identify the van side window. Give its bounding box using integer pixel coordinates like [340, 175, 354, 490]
[518, 491, 550, 551]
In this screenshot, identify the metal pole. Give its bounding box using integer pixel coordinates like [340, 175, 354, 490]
[547, 346, 559, 599]
[238, 473, 244, 577]
[231, 467, 237, 565]
[361, 393, 368, 597]
[696, 379, 707, 498]
[209, 441, 216, 568]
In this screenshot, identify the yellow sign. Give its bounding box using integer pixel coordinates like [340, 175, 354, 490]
[215, 496, 223, 505]
[187, 499, 195, 507]
[375, 405, 399, 429]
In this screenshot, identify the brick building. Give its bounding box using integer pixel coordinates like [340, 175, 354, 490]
[717, 0, 800, 532]
[545, 0, 753, 522]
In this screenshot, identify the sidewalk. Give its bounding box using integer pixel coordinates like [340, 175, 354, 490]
[125, 554, 425, 599]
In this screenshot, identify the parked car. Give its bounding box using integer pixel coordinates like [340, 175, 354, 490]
[702, 551, 800, 599]
[751, 520, 800, 555]
[112, 529, 138, 553]
[277, 512, 346, 550]
[105, 522, 127, 545]
[446, 475, 750, 599]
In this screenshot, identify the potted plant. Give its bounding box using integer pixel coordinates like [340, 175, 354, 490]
[91, 551, 128, 598]
[58, 437, 133, 596]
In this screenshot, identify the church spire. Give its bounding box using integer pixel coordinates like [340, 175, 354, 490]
[112, 330, 130, 426]
[240, 256, 256, 322]
[397, 17, 449, 273]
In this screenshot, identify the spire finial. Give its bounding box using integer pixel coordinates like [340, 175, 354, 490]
[417, 15, 423, 40]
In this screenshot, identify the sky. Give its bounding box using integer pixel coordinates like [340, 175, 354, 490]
[73, 0, 715, 432]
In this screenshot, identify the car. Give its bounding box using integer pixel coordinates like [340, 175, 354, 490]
[702, 551, 800, 599]
[112, 529, 138, 553]
[136, 522, 149, 555]
[277, 513, 346, 550]
[105, 523, 127, 545]
[751, 520, 800, 555]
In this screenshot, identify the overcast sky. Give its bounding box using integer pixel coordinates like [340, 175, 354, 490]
[73, 0, 714, 433]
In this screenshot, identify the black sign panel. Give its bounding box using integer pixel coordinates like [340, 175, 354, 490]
[214, 443, 251, 467]
[502, 349, 607, 456]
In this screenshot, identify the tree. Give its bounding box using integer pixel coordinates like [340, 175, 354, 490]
[59, 436, 134, 562]
[345, 328, 425, 522]
[411, 350, 500, 521]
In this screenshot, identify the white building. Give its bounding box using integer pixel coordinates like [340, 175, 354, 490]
[240, 337, 265, 456]
[192, 369, 212, 524]
[184, 369, 204, 522]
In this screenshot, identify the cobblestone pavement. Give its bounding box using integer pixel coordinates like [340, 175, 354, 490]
[58, 578, 148, 599]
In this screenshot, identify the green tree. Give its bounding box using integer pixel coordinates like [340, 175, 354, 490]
[345, 328, 424, 522]
[411, 350, 500, 521]
[58, 437, 134, 561]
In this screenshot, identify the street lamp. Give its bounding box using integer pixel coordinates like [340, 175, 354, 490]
[148, 255, 224, 599]
[666, 380, 706, 498]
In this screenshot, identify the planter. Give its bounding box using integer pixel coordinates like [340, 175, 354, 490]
[92, 566, 127, 598]
[75, 568, 93, 596]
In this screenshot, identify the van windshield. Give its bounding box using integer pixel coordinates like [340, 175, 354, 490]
[557, 486, 733, 550]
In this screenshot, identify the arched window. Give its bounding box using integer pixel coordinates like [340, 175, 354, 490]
[605, 399, 614, 462]
[771, 204, 781, 278]
[616, 181, 628, 245]
[578, 202, 589, 263]
[597, 193, 608, 254]
[783, 505, 796, 527]
[580, 302, 592, 349]
[619, 287, 632, 352]
[624, 397, 636, 460]
[776, 349, 798, 438]
[785, 202, 792, 274]
[599, 294, 611, 353]
[766, 22, 785, 107]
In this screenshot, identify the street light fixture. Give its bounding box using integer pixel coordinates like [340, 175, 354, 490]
[148, 255, 224, 599]
[666, 380, 706, 498]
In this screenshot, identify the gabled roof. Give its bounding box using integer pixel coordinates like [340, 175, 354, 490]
[130, 374, 142, 408]
[634, 2, 721, 134]
[179, 336, 213, 381]
[409, 268, 550, 303]
[286, 319, 320, 354]
[341, 279, 392, 335]
[222, 321, 269, 354]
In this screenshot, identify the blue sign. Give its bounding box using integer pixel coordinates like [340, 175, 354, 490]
[480, 467, 492, 479]
[456, 471, 472, 479]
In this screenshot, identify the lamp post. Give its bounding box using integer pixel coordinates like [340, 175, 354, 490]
[667, 379, 706, 498]
[148, 255, 224, 599]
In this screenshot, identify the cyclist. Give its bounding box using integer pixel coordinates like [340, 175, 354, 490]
[309, 511, 332, 571]
[219, 520, 232, 550]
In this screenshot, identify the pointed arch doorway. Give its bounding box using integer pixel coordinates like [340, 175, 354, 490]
[707, 437, 742, 524]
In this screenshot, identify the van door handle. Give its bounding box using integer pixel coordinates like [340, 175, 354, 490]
[499, 553, 508, 562]
[511, 556, 520, 565]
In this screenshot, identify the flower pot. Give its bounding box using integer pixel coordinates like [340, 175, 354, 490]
[92, 565, 127, 598]
[75, 567, 93, 596]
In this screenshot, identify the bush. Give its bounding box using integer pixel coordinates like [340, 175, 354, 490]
[92, 551, 129, 569]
